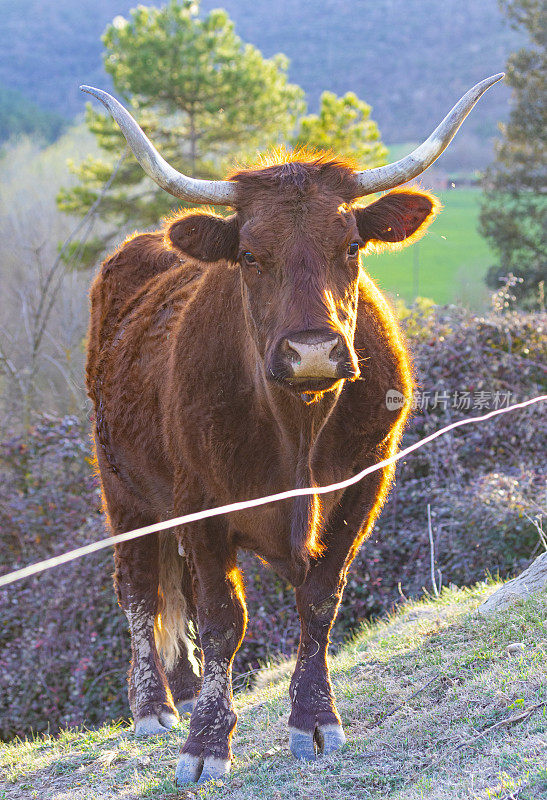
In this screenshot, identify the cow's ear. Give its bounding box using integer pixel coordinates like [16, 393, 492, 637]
[354, 191, 440, 251]
[167, 211, 239, 263]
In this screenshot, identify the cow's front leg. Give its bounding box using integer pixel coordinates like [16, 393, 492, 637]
[289, 573, 346, 760]
[288, 473, 387, 761]
[175, 519, 246, 786]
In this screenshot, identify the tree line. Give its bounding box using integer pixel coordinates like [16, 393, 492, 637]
[479, 0, 545, 308]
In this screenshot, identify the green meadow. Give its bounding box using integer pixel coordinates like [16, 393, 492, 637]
[364, 189, 495, 309]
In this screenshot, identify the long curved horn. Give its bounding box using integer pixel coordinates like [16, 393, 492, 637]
[80, 86, 237, 205]
[353, 73, 505, 196]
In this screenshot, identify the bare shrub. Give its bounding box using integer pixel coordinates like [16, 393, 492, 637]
[0, 132, 100, 432]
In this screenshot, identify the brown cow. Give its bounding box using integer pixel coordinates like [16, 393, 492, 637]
[83, 74, 503, 785]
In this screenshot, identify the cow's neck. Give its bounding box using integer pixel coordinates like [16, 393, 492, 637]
[239, 279, 344, 479]
[258, 365, 344, 474]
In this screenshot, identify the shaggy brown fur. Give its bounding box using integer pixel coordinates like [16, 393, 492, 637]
[87, 152, 438, 779]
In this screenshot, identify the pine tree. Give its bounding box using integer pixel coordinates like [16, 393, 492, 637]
[291, 90, 387, 166]
[479, 0, 546, 307]
[58, 1, 389, 268]
[57, 0, 304, 265]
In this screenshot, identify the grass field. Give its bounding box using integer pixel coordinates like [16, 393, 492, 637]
[364, 189, 496, 309]
[2, 582, 546, 800]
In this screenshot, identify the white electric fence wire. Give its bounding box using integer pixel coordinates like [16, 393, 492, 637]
[0, 395, 545, 589]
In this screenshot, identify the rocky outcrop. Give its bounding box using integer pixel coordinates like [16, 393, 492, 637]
[478, 552, 547, 615]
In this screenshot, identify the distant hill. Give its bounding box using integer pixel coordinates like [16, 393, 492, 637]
[0, 86, 66, 144]
[0, 0, 522, 166]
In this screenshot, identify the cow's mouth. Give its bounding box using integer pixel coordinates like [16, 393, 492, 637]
[281, 375, 345, 403]
[268, 366, 360, 402]
[286, 376, 342, 393]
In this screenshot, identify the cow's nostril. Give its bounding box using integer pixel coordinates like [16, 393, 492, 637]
[279, 338, 301, 364]
[328, 337, 345, 362]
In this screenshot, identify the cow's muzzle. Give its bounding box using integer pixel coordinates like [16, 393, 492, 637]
[268, 330, 359, 391]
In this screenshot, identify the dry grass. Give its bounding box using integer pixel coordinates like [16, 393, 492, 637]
[1, 582, 546, 800]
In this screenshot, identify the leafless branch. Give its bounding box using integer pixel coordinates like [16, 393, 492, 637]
[522, 511, 547, 552]
[427, 503, 440, 597]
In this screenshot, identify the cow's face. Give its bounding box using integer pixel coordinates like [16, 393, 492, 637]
[168, 164, 437, 399]
[235, 191, 363, 396]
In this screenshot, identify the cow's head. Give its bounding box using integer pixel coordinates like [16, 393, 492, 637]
[166, 160, 438, 397]
[80, 73, 503, 399]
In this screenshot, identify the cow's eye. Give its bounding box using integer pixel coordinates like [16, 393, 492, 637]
[241, 251, 261, 274]
[347, 242, 360, 257]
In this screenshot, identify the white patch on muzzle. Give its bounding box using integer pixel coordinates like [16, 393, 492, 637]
[287, 338, 339, 378]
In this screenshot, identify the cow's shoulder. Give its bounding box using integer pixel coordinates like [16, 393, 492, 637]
[87, 230, 205, 393]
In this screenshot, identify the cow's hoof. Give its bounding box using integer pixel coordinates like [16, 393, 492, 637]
[134, 711, 179, 737]
[289, 724, 346, 761]
[175, 753, 231, 785]
[289, 728, 317, 761]
[315, 723, 346, 755]
[198, 756, 231, 784]
[175, 754, 202, 784]
[176, 697, 198, 716]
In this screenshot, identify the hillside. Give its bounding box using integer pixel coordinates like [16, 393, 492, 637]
[0, 87, 66, 144]
[1, 583, 545, 799]
[0, 0, 522, 167]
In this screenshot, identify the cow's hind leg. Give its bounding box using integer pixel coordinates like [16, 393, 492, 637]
[166, 633, 202, 717]
[159, 544, 203, 715]
[113, 526, 179, 736]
